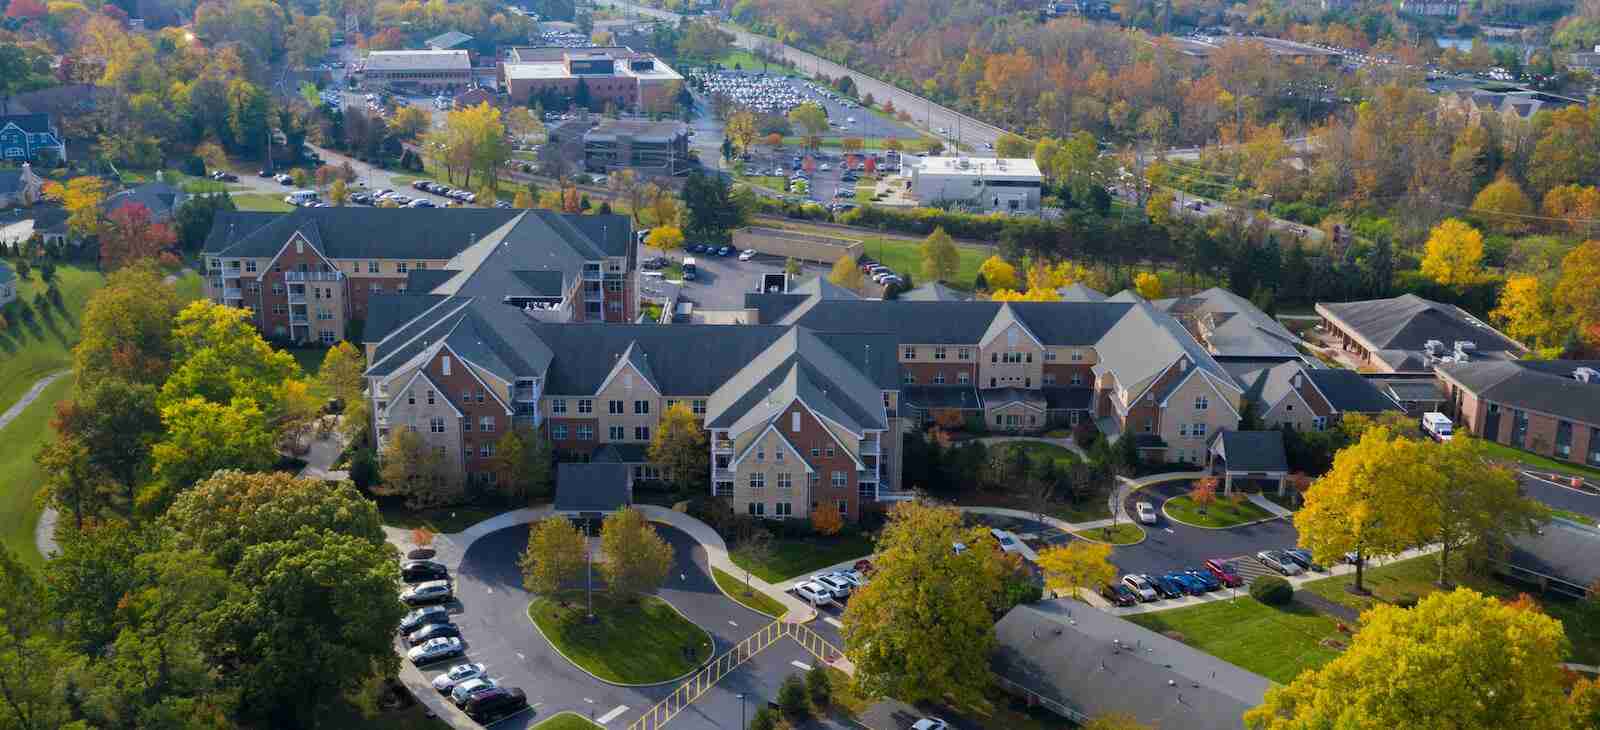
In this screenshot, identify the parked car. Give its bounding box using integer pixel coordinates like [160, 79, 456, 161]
[407, 636, 464, 665]
[832, 568, 867, 588]
[464, 687, 528, 723]
[350, 192, 373, 205]
[989, 528, 1023, 555]
[401, 560, 449, 583]
[1101, 582, 1139, 607]
[716, 246, 733, 256]
[275, 174, 294, 185]
[791, 581, 836, 607]
[406, 547, 437, 561]
[1257, 550, 1304, 576]
[451, 677, 500, 706]
[911, 719, 949, 730]
[853, 559, 874, 576]
[738, 249, 758, 261]
[406, 622, 461, 646]
[1145, 573, 1184, 599]
[1121, 574, 1157, 602]
[810, 573, 853, 599]
[1164, 571, 1206, 596]
[399, 605, 451, 633]
[1136, 501, 1158, 524]
[401, 580, 453, 606]
[1185, 568, 1222, 592]
[1284, 548, 1324, 573]
[412, 180, 432, 190]
[211, 171, 239, 182]
[1205, 558, 1244, 587]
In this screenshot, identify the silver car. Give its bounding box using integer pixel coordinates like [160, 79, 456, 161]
[406, 636, 463, 665]
[431, 662, 486, 692]
[451, 677, 499, 706]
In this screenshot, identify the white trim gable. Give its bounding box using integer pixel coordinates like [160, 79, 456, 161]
[383, 369, 465, 419]
[1158, 366, 1242, 419]
[594, 357, 662, 398]
[437, 342, 514, 416]
[260, 228, 337, 276]
[365, 299, 476, 374]
[729, 421, 818, 473]
[1264, 385, 1314, 424]
[979, 306, 1045, 350]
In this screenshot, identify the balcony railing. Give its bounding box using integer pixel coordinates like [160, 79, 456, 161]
[860, 439, 880, 456]
[223, 288, 242, 299]
[284, 271, 345, 282]
[713, 440, 733, 453]
[287, 291, 306, 304]
[582, 269, 602, 281]
[513, 386, 538, 402]
[289, 314, 309, 325]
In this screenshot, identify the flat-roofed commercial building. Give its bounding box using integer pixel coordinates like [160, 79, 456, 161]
[500, 46, 682, 113]
[905, 156, 1044, 214]
[582, 119, 690, 174]
[360, 50, 473, 91]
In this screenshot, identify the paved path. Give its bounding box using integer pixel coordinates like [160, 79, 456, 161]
[295, 423, 349, 481]
[9, 370, 71, 562]
[1247, 493, 1295, 519]
[1292, 588, 1360, 624]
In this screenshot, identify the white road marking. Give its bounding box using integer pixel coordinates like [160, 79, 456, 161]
[680, 573, 687, 581]
[1164, 528, 1175, 534]
[1523, 471, 1599, 496]
[728, 620, 738, 627]
[516, 653, 525, 660]
[584, 698, 595, 704]
[790, 660, 813, 671]
[596, 705, 629, 724]
[824, 617, 843, 628]
[485, 587, 493, 594]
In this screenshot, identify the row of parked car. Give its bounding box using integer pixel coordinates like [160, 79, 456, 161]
[1256, 548, 1325, 576]
[411, 179, 480, 203]
[685, 242, 736, 257]
[789, 561, 872, 608]
[396, 550, 529, 725]
[855, 255, 902, 288]
[1107, 558, 1244, 605]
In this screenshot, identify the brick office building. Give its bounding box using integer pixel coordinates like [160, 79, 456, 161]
[500, 46, 683, 113]
[1437, 360, 1600, 468]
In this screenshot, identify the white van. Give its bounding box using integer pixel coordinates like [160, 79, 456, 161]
[1421, 412, 1454, 442]
[284, 190, 318, 206]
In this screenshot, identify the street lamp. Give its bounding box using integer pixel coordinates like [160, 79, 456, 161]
[737, 693, 747, 728]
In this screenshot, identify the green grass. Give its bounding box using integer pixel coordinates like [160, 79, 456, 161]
[711, 49, 782, 72]
[1551, 509, 1598, 527]
[378, 505, 500, 534]
[533, 712, 604, 729]
[729, 532, 877, 583]
[1299, 554, 1600, 664]
[854, 176, 878, 203]
[0, 376, 73, 569]
[1004, 441, 1080, 469]
[1479, 439, 1600, 480]
[780, 136, 943, 152]
[231, 193, 294, 212]
[0, 264, 103, 412]
[281, 345, 328, 378]
[712, 567, 788, 618]
[1126, 596, 1347, 683]
[1073, 523, 1143, 545]
[1162, 495, 1276, 528]
[529, 593, 713, 684]
[860, 236, 988, 290]
[173, 269, 204, 303]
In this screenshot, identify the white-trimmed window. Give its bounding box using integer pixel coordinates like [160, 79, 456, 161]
[429, 417, 445, 433]
[441, 356, 452, 376]
[479, 416, 494, 432]
[635, 426, 650, 441]
[775, 502, 792, 517]
[775, 448, 784, 463]
[692, 399, 706, 416]
[1193, 423, 1207, 438]
[1312, 416, 1327, 431]
[778, 472, 792, 489]
[934, 347, 947, 360]
[577, 425, 594, 440]
[792, 412, 801, 432]
[755, 446, 765, 462]
[425, 389, 435, 405]
[609, 425, 625, 440]
[958, 372, 970, 384]
[552, 399, 567, 414]
[1194, 395, 1208, 411]
[958, 348, 971, 360]
[553, 424, 568, 439]
[578, 399, 593, 414]
[903, 346, 916, 360]
[832, 470, 846, 488]
[747, 502, 765, 516]
[397, 262, 409, 273]
[634, 400, 650, 415]
[749, 473, 765, 489]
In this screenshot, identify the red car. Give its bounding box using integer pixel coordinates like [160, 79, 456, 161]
[1204, 558, 1244, 588]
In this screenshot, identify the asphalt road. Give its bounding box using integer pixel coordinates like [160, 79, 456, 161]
[1520, 472, 1600, 522]
[595, 0, 1005, 151]
[639, 243, 832, 312]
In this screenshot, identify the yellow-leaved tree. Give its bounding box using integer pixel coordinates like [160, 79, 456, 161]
[599, 508, 673, 600]
[1491, 275, 1563, 350]
[1244, 588, 1574, 730]
[920, 226, 960, 283]
[829, 254, 864, 289]
[1133, 271, 1164, 299]
[977, 255, 1018, 291]
[1036, 541, 1117, 599]
[519, 515, 588, 597]
[648, 402, 707, 491]
[1470, 175, 1534, 233]
[43, 176, 107, 239]
[1420, 218, 1484, 289]
[1555, 241, 1600, 348]
[990, 287, 1061, 301]
[1294, 427, 1429, 594]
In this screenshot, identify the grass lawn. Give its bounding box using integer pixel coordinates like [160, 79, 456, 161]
[1480, 439, 1600, 480]
[712, 567, 788, 618]
[729, 532, 877, 583]
[1073, 523, 1143, 545]
[712, 49, 785, 72]
[0, 376, 73, 569]
[282, 344, 328, 377]
[1299, 554, 1600, 664]
[173, 269, 204, 303]
[1004, 441, 1079, 469]
[378, 504, 500, 534]
[0, 264, 103, 413]
[1127, 596, 1346, 683]
[1551, 509, 1598, 527]
[1163, 495, 1276, 528]
[231, 193, 294, 212]
[860, 236, 988, 290]
[853, 176, 879, 204]
[528, 593, 713, 684]
[533, 712, 603, 729]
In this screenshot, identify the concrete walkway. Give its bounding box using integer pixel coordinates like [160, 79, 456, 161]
[295, 421, 349, 481]
[13, 370, 71, 562]
[1248, 493, 1295, 519]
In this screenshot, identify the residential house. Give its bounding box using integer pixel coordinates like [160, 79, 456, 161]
[102, 181, 186, 223]
[1208, 429, 1289, 494]
[0, 206, 69, 249]
[1158, 286, 1301, 360]
[1436, 360, 1600, 468]
[202, 208, 636, 345]
[993, 602, 1271, 729]
[1226, 361, 1401, 432]
[0, 114, 66, 163]
[1316, 294, 1525, 373]
[897, 281, 971, 301]
[0, 164, 44, 208]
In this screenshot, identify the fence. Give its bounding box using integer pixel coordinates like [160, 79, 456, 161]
[627, 621, 849, 730]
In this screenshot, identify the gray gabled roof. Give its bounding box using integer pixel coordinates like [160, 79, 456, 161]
[554, 462, 631, 513]
[1437, 360, 1600, 425]
[1212, 430, 1288, 473]
[1057, 282, 1106, 301]
[1162, 287, 1300, 358]
[705, 327, 888, 436]
[1318, 294, 1524, 359]
[994, 602, 1270, 730]
[427, 211, 614, 301]
[534, 322, 789, 396]
[103, 182, 183, 219]
[426, 30, 475, 49]
[899, 281, 970, 301]
[783, 300, 1002, 343]
[365, 294, 450, 344]
[202, 208, 525, 259]
[366, 297, 555, 385]
[1095, 301, 1237, 402]
[1302, 369, 1401, 413]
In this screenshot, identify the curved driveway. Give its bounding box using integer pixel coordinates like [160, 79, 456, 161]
[437, 522, 840, 729]
[1114, 480, 1299, 576]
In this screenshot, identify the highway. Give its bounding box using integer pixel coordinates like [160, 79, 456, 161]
[595, 0, 1009, 151]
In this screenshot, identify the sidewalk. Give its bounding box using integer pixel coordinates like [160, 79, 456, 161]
[635, 505, 819, 622]
[1247, 492, 1295, 519]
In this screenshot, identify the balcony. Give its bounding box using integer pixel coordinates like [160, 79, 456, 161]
[223, 288, 242, 299]
[287, 290, 306, 304]
[289, 314, 309, 325]
[513, 386, 538, 402]
[713, 440, 733, 453]
[284, 271, 345, 282]
[582, 269, 602, 281]
[860, 439, 880, 456]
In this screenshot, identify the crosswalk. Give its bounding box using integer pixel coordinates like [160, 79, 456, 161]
[1230, 556, 1279, 585]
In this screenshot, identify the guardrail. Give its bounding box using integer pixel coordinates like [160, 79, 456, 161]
[628, 620, 787, 730]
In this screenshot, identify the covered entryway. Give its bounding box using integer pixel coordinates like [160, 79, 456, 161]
[1207, 431, 1289, 495]
[554, 462, 634, 519]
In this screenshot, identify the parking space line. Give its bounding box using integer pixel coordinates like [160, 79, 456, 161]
[596, 705, 629, 724]
[790, 660, 813, 671]
[824, 617, 843, 629]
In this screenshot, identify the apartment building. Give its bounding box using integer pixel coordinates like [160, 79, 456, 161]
[1437, 360, 1600, 468]
[201, 208, 636, 344]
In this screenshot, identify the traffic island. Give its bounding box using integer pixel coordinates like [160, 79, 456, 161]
[1162, 495, 1276, 529]
[528, 592, 714, 686]
[1072, 523, 1144, 545]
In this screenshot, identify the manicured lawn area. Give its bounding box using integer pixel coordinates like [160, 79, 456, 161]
[282, 344, 328, 377]
[1005, 441, 1080, 469]
[854, 176, 878, 203]
[1299, 554, 1600, 664]
[0, 376, 73, 568]
[860, 236, 987, 290]
[1480, 439, 1600, 480]
[378, 505, 500, 534]
[528, 593, 713, 684]
[1126, 596, 1346, 684]
[1073, 523, 1143, 545]
[1163, 495, 1276, 528]
[0, 264, 103, 413]
[729, 532, 877, 583]
[533, 712, 603, 729]
[231, 193, 294, 212]
[713, 567, 787, 618]
[711, 49, 785, 72]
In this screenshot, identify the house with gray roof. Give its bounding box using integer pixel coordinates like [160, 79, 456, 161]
[0, 164, 44, 208]
[1436, 360, 1600, 468]
[1497, 519, 1600, 600]
[1159, 287, 1300, 360]
[1208, 430, 1289, 494]
[1226, 360, 1399, 433]
[897, 281, 970, 301]
[993, 601, 1270, 729]
[0, 114, 66, 164]
[103, 181, 186, 223]
[1316, 294, 1524, 373]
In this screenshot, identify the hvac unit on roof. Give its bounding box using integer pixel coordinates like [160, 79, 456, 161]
[1576, 367, 1600, 383]
[1453, 340, 1477, 355]
[1424, 340, 1445, 356]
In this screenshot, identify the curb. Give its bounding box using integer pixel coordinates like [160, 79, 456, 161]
[1159, 499, 1287, 531]
[525, 594, 716, 688]
[532, 710, 603, 728]
[709, 566, 788, 621]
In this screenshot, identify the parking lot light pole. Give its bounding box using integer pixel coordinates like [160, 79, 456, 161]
[737, 693, 746, 728]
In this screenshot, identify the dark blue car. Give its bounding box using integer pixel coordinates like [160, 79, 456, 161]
[1163, 572, 1206, 596]
[1144, 573, 1184, 599]
[1185, 568, 1222, 591]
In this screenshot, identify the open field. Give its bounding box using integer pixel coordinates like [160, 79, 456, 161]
[0, 263, 101, 412]
[860, 236, 987, 290]
[1127, 596, 1346, 683]
[0, 376, 73, 568]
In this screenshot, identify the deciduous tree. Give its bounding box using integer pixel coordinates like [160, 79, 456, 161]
[977, 255, 1017, 291]
[599, 508, 672, 601]
[490, 425, 553, 502]
[1036, 541, 1116, 599]
[1555, 241, 1600, 347]
[375, 427, 457, 509]
[1413, 437, 1545, 586]
[1471, 176, 1534, 233]
[1420, 218, 1484, 288]
[1133, 271, 1163, 299]
[1294, 428, 1429, 593]
[829, 254, 864, 289]
[995, 133, 1031, 158]
[42, 176, 107, 239]
[1491, 275, 1563, 350]
[1190, 477, 1218, 514]
[519, 516, 588, 596]
[648, 402, 708, 491]
[645, 225, 685, 256]
[162, 470, 387, 568]
[726, 110, 757, 153]
[919, 226, 959, 283]
[150, 397, 277, 507]
[810, 501, 843, 536]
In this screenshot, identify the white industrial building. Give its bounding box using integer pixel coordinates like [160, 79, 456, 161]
[905, 156, 1043, 214]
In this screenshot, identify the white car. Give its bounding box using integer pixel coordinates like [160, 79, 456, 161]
[431, 662, 486, 692]
[819, 163, 831, 171]
[1121, 574, 1158, 601]
[407, 636, 464, 665]
[1257, 550, 1304, 576]
[831, 568, 866, 588]
[1136, 501, 1158, 525]
[451, 677, 499, 706]
[791, 581, 836, 607]
[810, 573, 853, 599]
[738, 249, 757, 261]
[912, 718, 949, 730]
[989, 528, 1023, 554]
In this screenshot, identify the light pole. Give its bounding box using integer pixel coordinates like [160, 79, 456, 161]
[737, 693, 747, 728]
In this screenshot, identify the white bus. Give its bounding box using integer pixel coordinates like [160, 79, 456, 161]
[284, 190, 319, 206]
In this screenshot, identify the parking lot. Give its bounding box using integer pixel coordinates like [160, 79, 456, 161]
[638, 242, 833, 312]
[689, 70, 921, 144]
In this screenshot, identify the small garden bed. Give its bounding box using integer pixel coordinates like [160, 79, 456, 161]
[529, 593, 714, 685]
[1073, 523, 1143, 545]
[712, 567, 788, 618]
[1163, 495, 1275, 528]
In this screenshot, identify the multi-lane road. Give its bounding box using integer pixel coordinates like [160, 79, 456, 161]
[594, 0, 1007, 152]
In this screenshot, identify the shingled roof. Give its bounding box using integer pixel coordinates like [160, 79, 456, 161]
[1317, 294, 1524, 367]
[201, 208, 525, 260]
[1437, 360, 1600, 426]
[705, 327, 890, 436]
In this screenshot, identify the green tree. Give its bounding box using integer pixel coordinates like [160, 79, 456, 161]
[995, 132, 1031, 158]
[786, 104, 828, 149]
[828, 254, 864, 289]
[316, 341, 369, 443]
[1294, 427, 1430, 593]
[519, 516, 588, 596]
[491, 425, 554, 502]
[0, 545, 79, 730]
[777, 673, 809, 720]
[162, 300, 301, 414]
[841, 502, 1000, 708]
[74, 264, 182, 386]
[1414, 437, 1546, 586]
[375, 427, 456, 509]
[648, 402, 708, 491]
[51, 377, 160, 505]
[1244, 588, 1573, 730]
[161, 470, 387, 568]
[598, 508, 672, 601]
[150, 397, 277, 508]
[919, 227, 960, 283]
[681, 170, 745, 245]
[35, 438, 113, 533]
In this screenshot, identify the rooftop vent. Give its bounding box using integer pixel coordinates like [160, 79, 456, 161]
[1454, 340, 1477, 354]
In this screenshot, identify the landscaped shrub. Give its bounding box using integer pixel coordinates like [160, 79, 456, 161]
[748, 707, 779, 730]
[805, 666, 832, 708]
[777, 674, 809, 719]
[1250, 575, 1293, 606]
